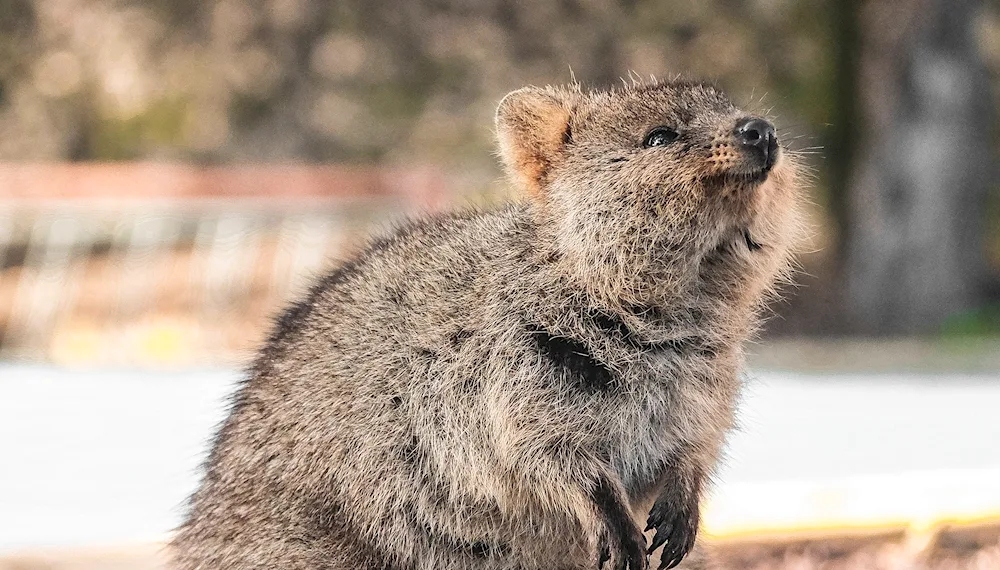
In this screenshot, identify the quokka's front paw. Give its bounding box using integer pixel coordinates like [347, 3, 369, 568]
[597, 523, 647, 570]
[644, 496, 699, 570]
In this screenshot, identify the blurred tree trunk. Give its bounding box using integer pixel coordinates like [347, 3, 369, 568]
[845, 0, 993, 334]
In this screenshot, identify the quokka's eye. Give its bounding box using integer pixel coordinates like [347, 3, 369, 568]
[643, 127, 680, 148]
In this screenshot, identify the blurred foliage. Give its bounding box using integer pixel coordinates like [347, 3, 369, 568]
[3, 0, 996, 204]
[2, 1, 1000, 188]
[2, 0, 1000, 337]
[0, 0, 843, 170]
[940, 303, 1000, 337]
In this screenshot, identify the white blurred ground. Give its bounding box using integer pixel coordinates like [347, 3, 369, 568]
[1, 362, 999, 553]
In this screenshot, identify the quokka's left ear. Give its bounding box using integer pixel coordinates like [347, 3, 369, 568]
[495, 86, 577, 197]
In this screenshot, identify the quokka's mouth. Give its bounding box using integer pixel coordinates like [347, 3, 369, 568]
[702, 162, 773, 189]
[742, 230, 763, 251]
[730, 163, 773, 185]
[707, 228, 765, 259]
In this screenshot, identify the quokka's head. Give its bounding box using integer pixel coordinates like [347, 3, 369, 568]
[496, 79, 804, 305]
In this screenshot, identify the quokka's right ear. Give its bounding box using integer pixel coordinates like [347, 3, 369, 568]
[496, 86, 575, 197]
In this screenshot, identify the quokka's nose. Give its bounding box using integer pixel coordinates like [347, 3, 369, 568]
[734, 117, 778, 169]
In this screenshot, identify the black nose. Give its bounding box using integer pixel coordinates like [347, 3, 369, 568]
[734, 117, 778, 169]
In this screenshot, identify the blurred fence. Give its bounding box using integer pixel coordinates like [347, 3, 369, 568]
[0, 163, 449, 366]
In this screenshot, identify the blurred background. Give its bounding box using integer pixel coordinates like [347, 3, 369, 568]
[1, 0, 999, 568]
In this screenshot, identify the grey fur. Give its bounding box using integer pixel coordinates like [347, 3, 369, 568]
[170, 79, 803, 570]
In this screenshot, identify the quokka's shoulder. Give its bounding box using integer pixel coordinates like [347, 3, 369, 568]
[260, 203, 531, 348]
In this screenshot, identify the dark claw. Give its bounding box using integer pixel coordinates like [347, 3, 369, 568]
[597, 528, 648, 570]
[645, 498, 698, 570]
[659, 537, 689, 570]
[624, 538, 649, 570]
[646, 523, 670, 555]
[622, 534, 646, 570]
[661, 555, 682, 570]
[591, 477, 650, 570]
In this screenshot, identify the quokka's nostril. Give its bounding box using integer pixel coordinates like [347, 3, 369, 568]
[734, 117, 777, 168]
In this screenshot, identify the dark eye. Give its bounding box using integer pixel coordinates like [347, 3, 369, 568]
[643, 127, 680, 148]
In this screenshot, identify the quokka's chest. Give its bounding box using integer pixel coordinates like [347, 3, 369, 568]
[596, 353, 740, 472]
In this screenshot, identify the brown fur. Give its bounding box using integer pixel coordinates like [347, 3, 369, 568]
[170, 79, 804, 570]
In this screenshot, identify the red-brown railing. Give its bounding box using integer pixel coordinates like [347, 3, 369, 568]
[0, 163, 451, 365]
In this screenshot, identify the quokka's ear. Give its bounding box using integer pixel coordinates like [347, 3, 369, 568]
[496, 86, 575, 196]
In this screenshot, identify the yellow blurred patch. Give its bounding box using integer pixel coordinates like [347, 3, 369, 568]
[49, 319, 103, 365]
[130, 315, 200, 366]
